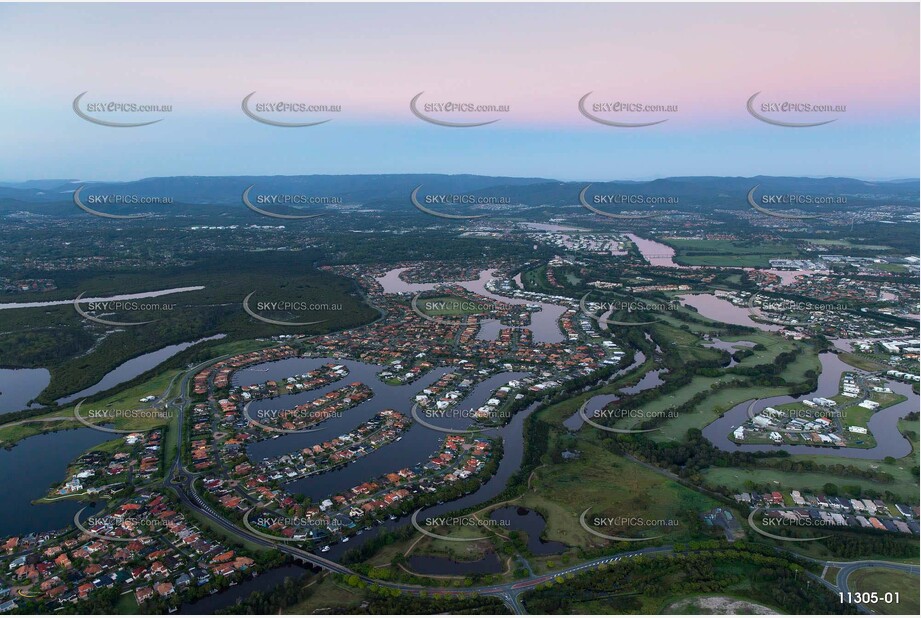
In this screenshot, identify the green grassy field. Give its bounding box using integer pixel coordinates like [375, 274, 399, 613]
[847, 568, 920, 614]
[520, 265, 554, 293]
[662, 238, 801, 268]
[0, 368, 181, 446]
[701, 467, 917, 502]
[866, 262, 909, 274]
[283, 576, 362, 614]
[802, 238, 893, 251]
[519, 440, 719, 549]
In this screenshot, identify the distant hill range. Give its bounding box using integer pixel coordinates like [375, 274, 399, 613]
[0, 174, 917, 216]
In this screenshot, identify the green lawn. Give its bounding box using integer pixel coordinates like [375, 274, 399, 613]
[662, 238, 801, 268]
[847, 568, 920, 614]
[0, 368, 181, 446]
[520, 440, 719, 549]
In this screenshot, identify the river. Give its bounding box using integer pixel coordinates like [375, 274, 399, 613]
[178, 564, 310, 614]
[626, 233, 679, 268]
[57, 334, 226, 405]
[0, 368, 50, 415]
[562, 351, 649, 431]
[679, 293, 781, 332]
[0, 427, 108, 537]
[0, 286, 204, 311]
[374, 268, 569, 344]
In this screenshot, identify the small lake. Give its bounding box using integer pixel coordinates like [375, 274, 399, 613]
[620, 368, 666, 395]
[0, 427, 108, 537]
[704, 338, 757, 368]
[679, 293, 781, 332]
[407, 551, 503, 576]
[57, 334, 225, 404]
[0, 368, 50, 415]
[490, 506, 567, 556]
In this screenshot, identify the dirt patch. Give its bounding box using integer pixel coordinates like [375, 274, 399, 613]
[665, 595, 777, 614]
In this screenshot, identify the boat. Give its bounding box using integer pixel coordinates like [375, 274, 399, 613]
[320, 545, 330, 552]
[341, 536, 350, 542]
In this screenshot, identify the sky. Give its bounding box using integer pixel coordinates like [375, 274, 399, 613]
[0, 2, 918, 181]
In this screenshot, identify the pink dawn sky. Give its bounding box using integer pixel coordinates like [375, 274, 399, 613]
[0, 2, 917, 180]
